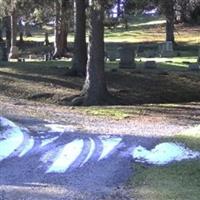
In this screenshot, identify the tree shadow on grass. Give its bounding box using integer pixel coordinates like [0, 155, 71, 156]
[0, 71, 82, 90]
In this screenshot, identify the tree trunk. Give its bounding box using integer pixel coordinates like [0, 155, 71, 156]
[53, 0, 61, 58]
[9, 9, 19, 59]
[166, 15, 175, 42]
[53, 0, 69, 59]
[0, 30, 3, 42]
[70, 0, 87, 76]
[78, 0, 108, 106]
[3, 16, 11, 48]
[162, 0, 175, 43]
[60, 0, 69, 52]
[19, 32, 24, 43]
[0, 18, 3, 42]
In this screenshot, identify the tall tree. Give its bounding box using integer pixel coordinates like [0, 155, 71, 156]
[72, 0, 109, 105]
[9, 7, 19, 58]
[0, 18, 3, 42]
[70, 0, 87, 76]
[3, 16, 11, 48]
[53, 0, 71, 58]
[160, 0, 175, 43]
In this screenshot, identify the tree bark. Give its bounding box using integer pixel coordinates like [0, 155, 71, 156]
[9, 9, 19, 59]
[53, 0, 69, 59]
[0, 30, 3, 42]
[77, 0, 108, 106]
[0, 18, 3, 42]
[3, 16, 11, 48]
[166, 7, 175, 42]
[70, 0, 87, 76]
[161, 0, 175, 43]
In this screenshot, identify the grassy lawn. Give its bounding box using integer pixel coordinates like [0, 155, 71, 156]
[1, 59, 200, 106]
[130, 127, 200, 200]
[0, 14, 200, 108]
[104, 15, 200, 44]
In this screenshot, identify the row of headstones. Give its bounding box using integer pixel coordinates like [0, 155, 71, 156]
[106, 42, 173, 69]
[106, 42, 200, 71]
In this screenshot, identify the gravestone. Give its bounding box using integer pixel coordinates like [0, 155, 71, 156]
[188, 63, 200, 71]
[118, 46, 135, 68]
[136, 44, 159, 58]
[107, 51, 118, 61]
[160, 41, 174, 57]
[144, 61, 157, 69]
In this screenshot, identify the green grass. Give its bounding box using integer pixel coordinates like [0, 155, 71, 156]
[132, 161, 200, 200]
[80, 106, 131, 119]
[130, 127, 200, 200]
[104, 15, 200, 44]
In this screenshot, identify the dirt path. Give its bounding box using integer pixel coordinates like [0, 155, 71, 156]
[0, 96, 199, 200]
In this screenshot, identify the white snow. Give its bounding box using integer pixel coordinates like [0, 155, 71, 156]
[46, 139, 84, 173]
[80, 138, 96, 166]
[0, 117, 24, 161]
[132, 142, 200, 165]
[98, 137, 122, 161]
[18, 137, 34, 157]
[41, 136, 59, 147]
[45, 124, 75, 133]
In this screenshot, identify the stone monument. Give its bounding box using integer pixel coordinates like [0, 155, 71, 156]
[144, 61, 157, 69]
[9, 46, 19, 59]
[160, 41, 174, 57]
[118, 45, 135, 68]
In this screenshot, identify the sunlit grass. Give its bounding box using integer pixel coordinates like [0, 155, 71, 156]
[17, 33, 75, 43]
[104, 15, 200, 44]
[79, 106, 130, 119]
[14, 15, 200, 46]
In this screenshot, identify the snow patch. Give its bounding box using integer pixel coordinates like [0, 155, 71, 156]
[132, 142, 200, 165]
[0, 117, 24, 161]
[45, 124, 75, 133]
[18, 137, 34, 157]
[98, 137, 122, 161]
[80, 138, 96, 166]
[46, 139, 84, 173]
[41, 136, 59, 147]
